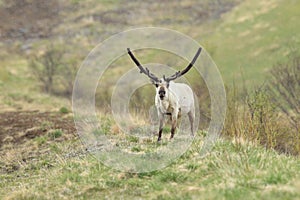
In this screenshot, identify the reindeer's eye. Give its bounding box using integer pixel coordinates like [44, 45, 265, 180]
[155, 83, 159, 88]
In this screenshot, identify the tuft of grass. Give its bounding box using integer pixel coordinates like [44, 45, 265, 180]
[48, 129, 63, 139]
[158, 171, 188, 183]
[186, 162, 199, 171]
[34, 135, 48, 146]
[162, 126, 171, 134]
[59, 106, 69, 114]
[263, 170, 292, 185]
[131, 146, 142, 152]
[127, 135, 139, 143]
[100, 117, 112, 134]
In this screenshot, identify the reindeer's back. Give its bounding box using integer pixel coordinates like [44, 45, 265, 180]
[169, 81, 194, 114]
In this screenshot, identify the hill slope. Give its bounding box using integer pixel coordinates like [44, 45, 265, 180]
[202, 0, 300, 85]
[0, 0, 241, 111]
[1, 0, 299, 89]
[0, 1, 299, 199]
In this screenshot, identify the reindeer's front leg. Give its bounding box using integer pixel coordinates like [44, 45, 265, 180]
[158, 113, 164, 142]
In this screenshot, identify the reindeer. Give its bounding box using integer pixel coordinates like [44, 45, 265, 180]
[127, 48, 202, 141]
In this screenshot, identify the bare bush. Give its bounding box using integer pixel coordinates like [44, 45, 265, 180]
[29, 46, 64, 93]
[267, 56, 300, 132]
[223, 56, 300, 155]
[29, 45, 80, 98]
[59, 58, 80, 97]
[245, 87, 281, 149]
[224, 86, 283, 150]
[224, 83, 300, 155]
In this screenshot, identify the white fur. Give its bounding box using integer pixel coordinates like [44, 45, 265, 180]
[155, 79, 195, 140]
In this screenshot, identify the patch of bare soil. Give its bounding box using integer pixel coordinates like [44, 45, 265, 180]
[0, 111, 77, 173]
[0, 111, 76, 146]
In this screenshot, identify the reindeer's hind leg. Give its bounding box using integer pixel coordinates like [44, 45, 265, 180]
[170, 119, 177, 139]
[170, 108, 180, 139]
[188, 111, 195, 137]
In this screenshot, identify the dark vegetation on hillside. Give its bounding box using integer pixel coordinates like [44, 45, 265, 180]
[0, 0, 62, 41]
[0, 0, 240, 43]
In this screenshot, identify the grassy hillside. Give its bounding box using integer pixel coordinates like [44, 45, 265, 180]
[202, 0, 300, 85]
[1, 128, 300, 199]
[0, 56, 70, 112]
[0, 0, 241, 111]
[2, 0, 299, 111]
[0, 1, 300, 199]
[1, 0, 298, 111]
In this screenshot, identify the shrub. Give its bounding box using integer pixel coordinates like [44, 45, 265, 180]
[29, 45, 64, 94]
[28, 44, 81, 98]
[224, 55, 300, 155]
[224, 86, 281, 150]
[267, 55, 300, 133]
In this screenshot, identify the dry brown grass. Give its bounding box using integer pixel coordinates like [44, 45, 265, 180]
[224, 84, 300, 156]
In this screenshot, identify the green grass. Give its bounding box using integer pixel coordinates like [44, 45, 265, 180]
[48, 129, 64, 139]
[1, 0, 298, 109]
[59, 106, 69, 114]
[1, 137, 299, 199]
[202, 0, 300, 86]
[0, 56, 70, 111]
[0, 1, 299, 199]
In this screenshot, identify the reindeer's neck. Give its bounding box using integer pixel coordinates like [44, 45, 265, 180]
[160, 99, 170, 109]
[157, 91, 177, 114]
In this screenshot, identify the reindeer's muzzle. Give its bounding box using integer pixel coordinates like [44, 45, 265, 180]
[158, 88, 166, 100]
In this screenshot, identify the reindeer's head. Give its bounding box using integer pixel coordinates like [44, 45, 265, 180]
[127, 48, 202, 100]
[153, 78, 169, 100]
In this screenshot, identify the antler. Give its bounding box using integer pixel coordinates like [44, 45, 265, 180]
[164, 47, 202, 82]
[127, 48, 160, 82]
